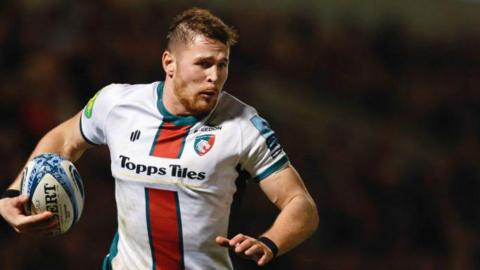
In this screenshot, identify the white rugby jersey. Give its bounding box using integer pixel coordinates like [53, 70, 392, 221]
[80, 81, 289, 270]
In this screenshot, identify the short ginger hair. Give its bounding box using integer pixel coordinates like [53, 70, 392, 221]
[166, 8, 238, 50]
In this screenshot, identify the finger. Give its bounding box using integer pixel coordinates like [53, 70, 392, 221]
[257, 253, 271, 266]
[244, 244, 263, 257]
[229, 234, 248, 246]
[235, 238, 254, 253]
[13, 195, 30, 207]
[23, 217, 58, 232]
[28, 222, 59, 235]
[17, 211, 53, 228]
[215, 236, 231, 247]
[8, 195, 30, 216]
[18, 194, 29, 202]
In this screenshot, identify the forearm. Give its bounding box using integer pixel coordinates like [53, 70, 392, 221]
[8, 112, 89, 190]
[261, 193, 318, 256]
[218, 167, 316, 265]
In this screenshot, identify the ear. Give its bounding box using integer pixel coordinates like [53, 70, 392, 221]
[162, 50, 176, 78]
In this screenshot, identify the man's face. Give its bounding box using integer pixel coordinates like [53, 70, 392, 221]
[170, 35, 230, 115]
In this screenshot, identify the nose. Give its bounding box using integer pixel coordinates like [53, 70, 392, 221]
[207, 66, 218, 83]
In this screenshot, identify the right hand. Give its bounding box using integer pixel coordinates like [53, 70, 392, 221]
[215, 234, 275, 266]
[0, 195, 58, 235]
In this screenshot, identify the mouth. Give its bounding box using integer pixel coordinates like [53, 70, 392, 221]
[199, 89, 218, 99]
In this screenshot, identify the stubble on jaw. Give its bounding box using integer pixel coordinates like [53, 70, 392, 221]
[172, 76, 218, 116]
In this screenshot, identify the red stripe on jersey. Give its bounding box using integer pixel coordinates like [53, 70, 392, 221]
[147, 189, 184, 270]
[151, 122, 190, 159]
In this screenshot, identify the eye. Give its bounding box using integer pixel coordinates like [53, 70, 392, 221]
[196, 60, 213, 69]
[218, 62, 228, 69]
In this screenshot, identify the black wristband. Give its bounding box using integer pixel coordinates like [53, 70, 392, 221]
[257, 236, 279, 258]
[1, 189, 20, 199]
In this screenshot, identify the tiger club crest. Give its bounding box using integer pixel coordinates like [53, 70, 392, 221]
[194, 134, 216, 156]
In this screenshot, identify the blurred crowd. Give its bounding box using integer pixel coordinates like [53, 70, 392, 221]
[1, 1, 479, 270]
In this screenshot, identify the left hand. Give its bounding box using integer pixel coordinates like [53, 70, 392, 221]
[0, 195, 58, 235]
[216, 234, 274, 266]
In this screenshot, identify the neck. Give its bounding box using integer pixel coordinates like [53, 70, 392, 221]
[162, 78, 191, 116]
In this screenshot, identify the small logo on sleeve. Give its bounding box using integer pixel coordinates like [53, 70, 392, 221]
[84, 91, 101, 119]
[250, 115, 283, 158]
[194, 134, 215, 156]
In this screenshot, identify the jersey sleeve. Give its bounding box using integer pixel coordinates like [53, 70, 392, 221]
[239, 114, 290, 182]
[80, 84, 120, 145]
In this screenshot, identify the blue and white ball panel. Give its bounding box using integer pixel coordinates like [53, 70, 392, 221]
[20, 153, 85, 235]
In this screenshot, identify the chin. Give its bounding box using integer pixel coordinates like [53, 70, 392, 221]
[189, 101, 216, 115]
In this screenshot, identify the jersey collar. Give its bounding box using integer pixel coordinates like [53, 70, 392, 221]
[156, 81, 201, 126]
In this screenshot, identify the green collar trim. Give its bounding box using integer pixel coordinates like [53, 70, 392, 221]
[156, 81, 201, 126]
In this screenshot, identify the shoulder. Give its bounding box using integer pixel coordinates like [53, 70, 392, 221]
[206, 92, 258, 126]
[97, 82, 157, 100]
[83, 81, 158, 120]
[88, 82, 157, 110]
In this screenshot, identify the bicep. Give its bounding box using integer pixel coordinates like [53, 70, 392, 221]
[37, 111, 93, 162]
[259, 165, 313, 210]
[63, 111, 94, 161]
[9, 111, 92, 190]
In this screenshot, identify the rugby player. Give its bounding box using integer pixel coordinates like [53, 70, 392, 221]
[0, 8, 318, 269]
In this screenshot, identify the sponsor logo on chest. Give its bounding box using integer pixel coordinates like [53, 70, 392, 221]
[119, 155, 206, 180]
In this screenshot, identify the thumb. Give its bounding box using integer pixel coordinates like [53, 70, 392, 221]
[12, 195, 30, 211]
[15, 195, 30, 205]
[215, 236, 230, 247]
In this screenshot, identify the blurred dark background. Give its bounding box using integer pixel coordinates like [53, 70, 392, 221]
[1, 1, 480, 269]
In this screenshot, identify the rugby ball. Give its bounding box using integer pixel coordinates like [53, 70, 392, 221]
[20, 153, 85, 235]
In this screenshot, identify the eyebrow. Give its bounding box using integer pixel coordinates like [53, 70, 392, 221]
[195, 56, 229, 63]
